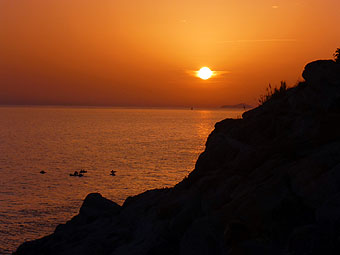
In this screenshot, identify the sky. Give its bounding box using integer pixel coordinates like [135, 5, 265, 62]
[1, 0, 339, 107]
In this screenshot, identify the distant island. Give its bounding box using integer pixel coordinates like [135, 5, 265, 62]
[220, 103, 253, 109]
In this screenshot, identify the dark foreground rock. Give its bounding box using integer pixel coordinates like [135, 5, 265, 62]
[15, 60, 340, 254]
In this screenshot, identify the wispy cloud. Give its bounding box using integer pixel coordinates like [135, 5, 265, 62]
[186, 70, 231, 78]
[218, 39, 297, 43]
[213, 71, 230, 76]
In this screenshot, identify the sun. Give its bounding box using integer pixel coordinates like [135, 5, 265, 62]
[197, 67, 213, 80]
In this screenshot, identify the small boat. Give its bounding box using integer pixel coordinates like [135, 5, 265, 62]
[110, 170, 116, 176]
[79, 169, 87, 174]
[70, 171, 79, 177]
[40, 170, 46, 174]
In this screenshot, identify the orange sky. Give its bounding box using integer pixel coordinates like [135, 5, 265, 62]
[1, 0, 339, 107]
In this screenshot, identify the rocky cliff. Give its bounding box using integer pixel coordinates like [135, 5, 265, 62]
[15, 59, 340, 255]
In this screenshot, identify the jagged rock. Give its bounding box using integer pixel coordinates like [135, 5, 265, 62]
[302, 60, 340, 87]
[316, 191, 340, 224]
[79, 193, 121, 218]
[288, 224, 338, 255]
[179, 217, 222, 255]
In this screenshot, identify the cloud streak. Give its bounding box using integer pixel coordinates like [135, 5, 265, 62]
[219, 39, 297, 43]
[187, 70, 231, 79]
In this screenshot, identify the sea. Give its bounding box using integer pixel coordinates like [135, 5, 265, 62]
[0, 106, 244, 254]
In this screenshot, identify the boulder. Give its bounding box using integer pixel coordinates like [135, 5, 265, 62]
[302, 60, 340, 87]
[79, 193, 121, 219]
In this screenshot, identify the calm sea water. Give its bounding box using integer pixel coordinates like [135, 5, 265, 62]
[0, 106, 244, 254]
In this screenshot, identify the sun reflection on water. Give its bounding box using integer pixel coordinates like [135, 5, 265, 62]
[0, 106, 245, 253]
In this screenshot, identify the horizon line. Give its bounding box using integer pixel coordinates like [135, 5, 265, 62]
[0, 103, 253, 110]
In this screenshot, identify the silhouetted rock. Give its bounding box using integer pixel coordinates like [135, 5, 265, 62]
[302, 60, 340, 87]
[15, 193, 122, 255]
[15, 58, 340, 254]
[80, 193, 121, 218]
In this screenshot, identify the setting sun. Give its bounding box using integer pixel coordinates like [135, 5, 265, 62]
[197, 67, 213, 80]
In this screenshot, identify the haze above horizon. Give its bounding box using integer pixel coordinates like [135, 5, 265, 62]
[1, 0, 339, 107]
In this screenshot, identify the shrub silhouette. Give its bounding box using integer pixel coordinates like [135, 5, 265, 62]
[258, 81, 287, 105]
[334, 48, 340, 63]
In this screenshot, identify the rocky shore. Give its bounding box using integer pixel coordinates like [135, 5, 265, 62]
[15, 59, 340, 254]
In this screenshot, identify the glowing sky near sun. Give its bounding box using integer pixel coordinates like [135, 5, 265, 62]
[1, 0, 339, 107]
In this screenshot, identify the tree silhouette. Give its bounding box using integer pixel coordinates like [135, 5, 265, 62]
[334, 48, 340, 63]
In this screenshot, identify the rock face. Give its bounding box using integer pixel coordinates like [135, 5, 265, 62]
[15, 60, 340, 255]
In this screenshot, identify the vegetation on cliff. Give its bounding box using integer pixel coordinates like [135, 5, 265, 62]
[334, 48, 340, 63]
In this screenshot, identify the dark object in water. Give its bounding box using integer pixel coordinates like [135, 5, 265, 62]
[110, 170, 116, 176]
[70, 171, 85, 177]
[70, 171, 79, 177]
[80, 169, 87, 174]
[40, 170, 46, 174]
